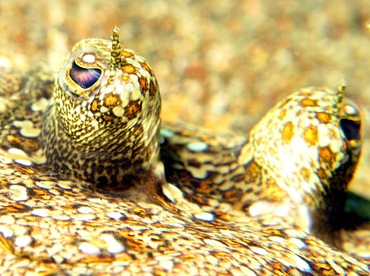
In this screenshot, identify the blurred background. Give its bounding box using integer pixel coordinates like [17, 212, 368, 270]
[0, 0, 369, 198]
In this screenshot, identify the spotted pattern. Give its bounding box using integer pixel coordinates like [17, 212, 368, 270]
[162, 85, 367, 246]
[40, 29, 161, 190]
[0, 29, 368, 275]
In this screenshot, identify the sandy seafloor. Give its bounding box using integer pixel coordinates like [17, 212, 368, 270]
[0, 0, 369, 202]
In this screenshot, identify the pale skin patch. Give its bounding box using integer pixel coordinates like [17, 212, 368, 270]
[82, 54, 96, 64]
[112, 106, 124, 117]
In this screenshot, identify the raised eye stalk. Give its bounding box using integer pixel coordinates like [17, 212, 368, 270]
[110, 26, 122, 70]
[335, 77, 346, 111]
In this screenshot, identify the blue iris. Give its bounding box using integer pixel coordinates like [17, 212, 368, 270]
[69, 61, 102, 89]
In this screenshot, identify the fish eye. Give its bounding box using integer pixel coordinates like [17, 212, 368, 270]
[339, 104, 362, 145]
[340, 118, 361, 141]
[69, 61, 102, 89]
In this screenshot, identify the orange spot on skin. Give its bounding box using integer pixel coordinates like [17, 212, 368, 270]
[104, 94, 120, 108]
[300, 98, 317, 107]
[138, 76, 148, 91]
[319, 147, 333, 165]
[124, 100, 142, 120]
[140, 62, 152, 74]
[317, 168, 327, 179]
[300, 167, 311, 182]
[121, 50, 134, 58]
[224, 189, 242, 203]
[149, 80, 157, 97]
[122, 64, 136, 74]
[120, 75, 130, 82]
[316, 112, 331, 124]
[282, 122, 294, 143]
[197, 180, 212, 193]
[91, 99, 99, 112]
[103, 115, 114, 121]
[303, 126, 318, 146]
[244, 161, 260, 183]
[6, 135, 39, 151]
[278, 109, 287, 120]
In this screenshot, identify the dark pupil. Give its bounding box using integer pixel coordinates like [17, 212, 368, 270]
[69, 61, 102, 89]
[340, 118, 361, 141]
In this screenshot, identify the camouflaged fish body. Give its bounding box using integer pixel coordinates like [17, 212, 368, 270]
[0, 28, 368, 275]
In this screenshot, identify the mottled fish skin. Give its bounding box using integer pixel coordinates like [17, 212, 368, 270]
[0, 29, 368, 275]
[161, 84, 365, 247]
